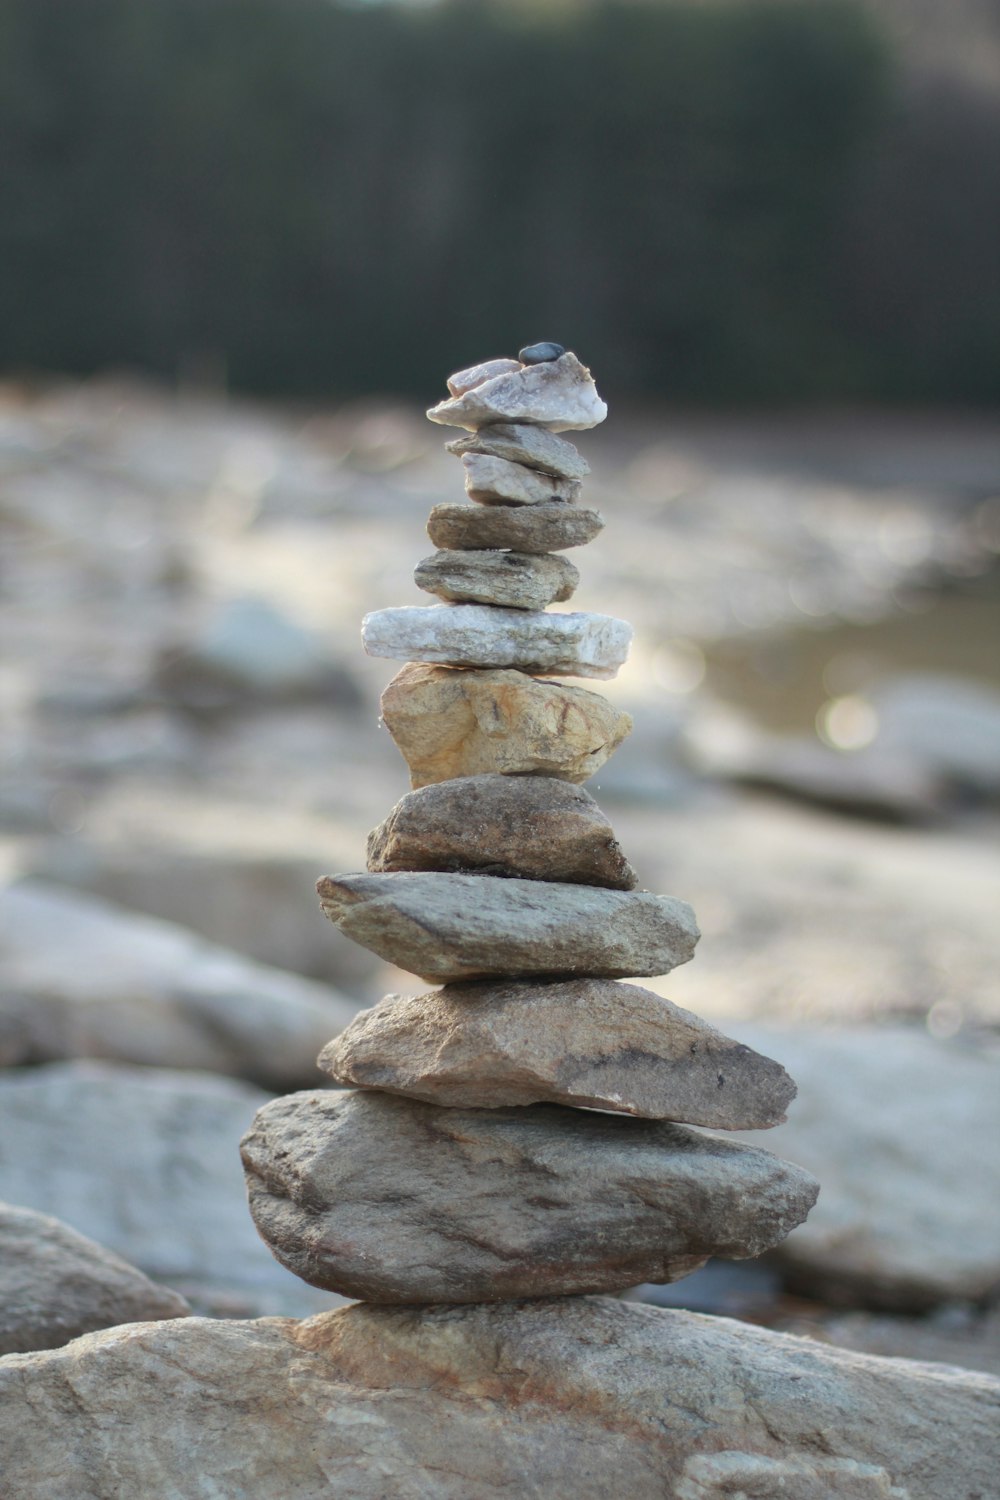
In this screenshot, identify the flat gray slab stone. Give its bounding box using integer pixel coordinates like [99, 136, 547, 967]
[0, 1201, 189, 1355]
[414, 549, 579, 609]
[426, 501, 604, 552]
[462, 452, 581, 505]
[316, 871, 700, 982]
[366, 774, 637, 887]
[427, 351, 607, 432]
[733, 1024, 1000, 1309]
[446, 421, 590, 479]
[1, 1299, 996, 1500]
[241, 1090, 817, 1302]
[318, 977, 796, 1126]
[362, 604, 632, 679]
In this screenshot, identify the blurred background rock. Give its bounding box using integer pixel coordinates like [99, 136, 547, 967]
[0, 0, 998, 1369]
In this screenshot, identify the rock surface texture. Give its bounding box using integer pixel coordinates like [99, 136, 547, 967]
[362, 603, 632, 678]
[414, 548, 579, 609]
[427, 351, 608, 431]
[427, 500, 604, 552]
[462, 451, 582, 505]
[446, 421, 590, 479]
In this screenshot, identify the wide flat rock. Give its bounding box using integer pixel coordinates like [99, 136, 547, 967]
[733, 1024, 1000, 1309]
[427, 501, 604, 552]
[380, 664, 632, 786]
[414, 549, 579, 609]
[366, 775, 636, 887]
[316, 871, 700, 982]
[1, 1299, 996, 1500]
[0, 1201, 189, 1355]
[462, 452, 581, 505]
[447, 421, 590, 479]
[427, 351, 607, 432]
[318, 977, 796, 1125]
[241, 1090, 817, 1302]
[362, 604, 632, 679]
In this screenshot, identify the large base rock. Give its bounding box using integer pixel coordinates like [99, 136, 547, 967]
[1, 1298, 996, 1500]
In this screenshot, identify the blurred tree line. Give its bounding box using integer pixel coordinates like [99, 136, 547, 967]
[0, 0, 997, 402]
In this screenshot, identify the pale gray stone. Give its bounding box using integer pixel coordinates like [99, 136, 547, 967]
[414, 549, 579, 609]
[462, 452, 581, 505]
[242, 1090, 817, 1302]
[361, 604, 632, 679]
[366, 775, 637, 887]
[316, 871, 699, 982]
[0, 1201, 190, 1355]
[1, 1298, 996, 1500]
[318, 978, 796, 1125]
[427, 351, 608, 432]
[427, 500, 604, 552]
[445, 356, 521, 396]
[446, 421, 590, 479]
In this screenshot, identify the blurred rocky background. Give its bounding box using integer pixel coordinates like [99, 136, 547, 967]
[1, 0, 999, 1373]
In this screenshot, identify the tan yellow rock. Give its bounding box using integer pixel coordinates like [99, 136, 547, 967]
[380, 664, 632, 788]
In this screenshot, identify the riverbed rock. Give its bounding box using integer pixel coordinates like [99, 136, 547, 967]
[380, 665, 632, 787]
[366, 775, 636, 887]
[414, 549, 579, 609]
[462, 452, 581, 505]
[446, 356, 521, 396]
[316, 871, 699, 982]
[318, 977, 795, 1125]
[1, 1298, 995, 1500]
[446, 421, 590, 479]
[427, 500, 604, 552]
[427, 351, 608, 432]
[242, 1090, 816, 1302]
[0, 1201, 190, 1355]
[362, 604, 632, 679]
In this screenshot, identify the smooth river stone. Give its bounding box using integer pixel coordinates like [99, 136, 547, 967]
[446, 422, 589, 480]
[427, 501, 604, 553]
[414, 549, 579, 610]
[315, 872, 699, 983]
[362, 605, 632, 680]
[319, 978, 797, 1127]
[366, 775, 636, 888]
[463, 453, 581, 506]
[446, 357, 521, 396]
[241, 1090, 818, 1303]
[427, 352, 607, 432]
[380, 664, 632, 787]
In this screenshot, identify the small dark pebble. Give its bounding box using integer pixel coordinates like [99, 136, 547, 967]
[518, 342, 565, 364]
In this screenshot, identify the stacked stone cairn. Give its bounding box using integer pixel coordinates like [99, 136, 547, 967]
[240, 346, 819, 1306]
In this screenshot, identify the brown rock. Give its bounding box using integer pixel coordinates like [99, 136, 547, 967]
[315, 871, 699, 983]
[380, 663, 632, 787]
[366, 774, 636, 887]
[463, 452, 581, 505]
[427, 501, 604, 553]
[241, 1090, 817, 1303]
[318, 978, 795, 1126]
[413, 549, 579, 609]
[446, 421, 590, 480]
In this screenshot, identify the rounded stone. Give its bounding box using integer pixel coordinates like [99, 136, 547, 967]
[519, 342, 566, 364]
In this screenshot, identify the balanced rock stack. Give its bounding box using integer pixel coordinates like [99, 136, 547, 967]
[240, 346, 819, 1306]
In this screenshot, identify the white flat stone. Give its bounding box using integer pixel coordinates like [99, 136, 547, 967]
[462, 453, 580, 506]
[428, 352, 607, 432]
[361, 605, 632, 679]
[446, 357, 521, 397]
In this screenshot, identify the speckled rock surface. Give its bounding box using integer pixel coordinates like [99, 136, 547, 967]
[362, 604, 632, 679]
[427, 501, 604, 552]
[413, 549, 579, 609]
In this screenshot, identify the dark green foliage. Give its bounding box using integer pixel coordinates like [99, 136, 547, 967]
[0, 0, 993, 401]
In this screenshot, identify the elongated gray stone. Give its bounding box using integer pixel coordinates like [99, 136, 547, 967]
[427, 501, 604, 553]
[446, 422, 589, 480]
[366, 775, 636, 887]
[241, 1090, 818, 1302]
[427, 352, 607, 432]
[318, 978, 796, 1126]
[414, 549, 579, 609]
[463, 453, 581, 506]
[362, 605, 632, 680]
[316, 871, 699, 982]
[446, 357, 520, 396]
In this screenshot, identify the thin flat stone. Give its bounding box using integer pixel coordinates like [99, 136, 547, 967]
[446, 422, 589, 480]
[319, 978, 797, 1127]
[366, 775, 636, 887]
[427, 502, 604, 553]
[462, 452, 581, 506]
[380, 665, 632, 787]
[361, 605, 632, 680]
[427, 352, 607, 432]
[241, 1091, 818, 1303]
[446, 357, 521, 397]
[316, 871, 699, 982]
[413, 550, 579, 609]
